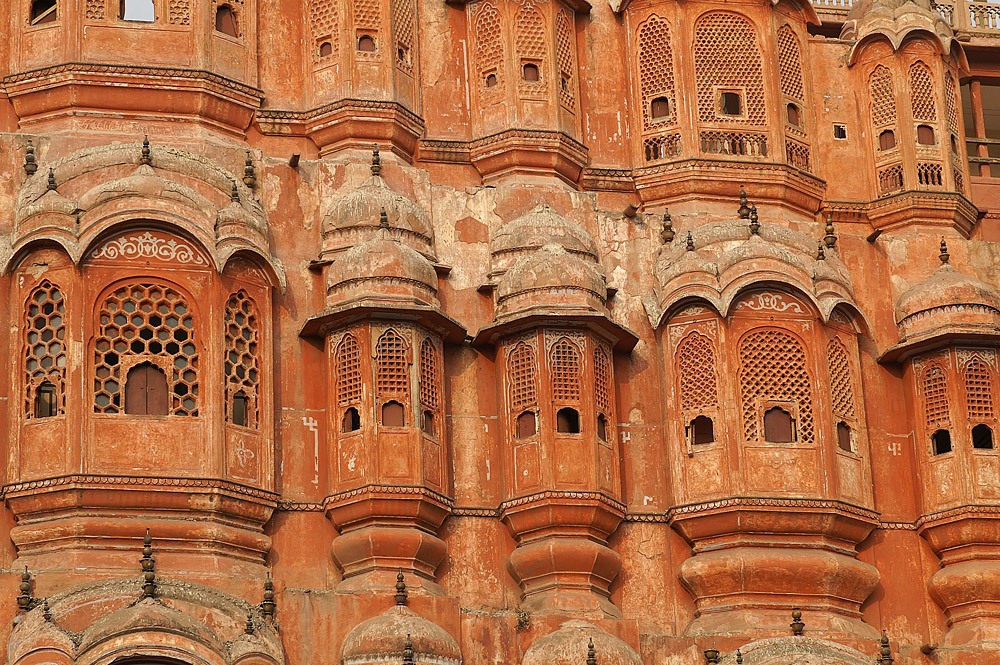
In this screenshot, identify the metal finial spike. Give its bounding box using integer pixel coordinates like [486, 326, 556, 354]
[939, 238, 950, 264]
[243, 150, 257, 190]
[42, 598, 51, 623]
[749, 205, 760, 235]
[704, 649, 721, 665]
[47, 168, 57, 191]
[660, 210, 675, 244]
[245, 612, 255, 634]
[403, 633, 415, 663]
[371, 143, 382, 176]
[395, 570, 408, 605]
[140, 135, 151, 165]
[878, 631, 893, 665]
[24, 140, 37, 175]
[736, 649, 743, 665]
[231, 180, 240, 203]
[817, 241, 826, 261]
[261, 571, 276, 620]
[738, 186, 750, 219]
[17, 566, 33, 612]
[586, 637, 597, 665]
[380, 207, 389, 229]
[686, 231, 695, 252]
[824, 213, 837, 248]
[140, 528, 156, 599]
[791, 607, 804, 635]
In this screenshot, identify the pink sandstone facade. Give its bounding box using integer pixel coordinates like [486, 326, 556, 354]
[2, 0, 1000, 663]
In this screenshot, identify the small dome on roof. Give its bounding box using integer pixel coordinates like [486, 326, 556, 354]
[841, 0, 957, 62]
[497, 242, 606, 317]
[522, 621, 642, 665]
[491, 205, 598, 278]
[896, 263, 1000, 325]
[79, 597, 223, 654]
[327, 225, 438, 307]
[322, 175, 432, 239]
[342, 605, 461, 665]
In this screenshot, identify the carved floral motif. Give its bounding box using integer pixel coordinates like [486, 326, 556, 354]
[88, 231, 207, 266]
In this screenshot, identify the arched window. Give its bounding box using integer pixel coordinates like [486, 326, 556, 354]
[550, 338, 581, 402]
[909, 62, 938, 122]
[224, 291, 260, 429]
[309, 0, 339, 60]
[594, 346, 612, 443]
[922, 365, 950, 431]
[522, 63, 540, 81]
[690, 415, 715, 444]
[763, 406, 795, 443]
[556, 407, 580, 434]
[776, 25, 805, 106]
[932, 428, 952, 455]
[509, 342, 538, 437]
[376, 329, 410, 423]
[693, 12, 765, 126]
[516, 410, 536, 438]
[879, 129, 897, 151]
[514, 1, 545, 83]
[636, 15, 677, 130]
[597, 414, 608, 442]
[917, 125, 936, 145]
[786, 103, 801, 127]
[738, 328, 814, 444]
[677, 332, 718, 412]
[651, 97, 670, 120]
[382, 400, 405, 427]
[390, 0, 414, 70]
[419, 339, 441, 437]
[336, 334, 362, 407]
[869, 66, 897, 128]
[342, 407, 361, 433]
[30, 0, 57, 25]
[94, 284, 199, 416]
[358, 34, 376, 52]
[554, 9, 575, 109]
[319, 41, 334, 57]
[475, 2, 504, 97]
[837, 421, 853, 452]
[24, 281, 66, 420]
[973, 424, 994, 450]
[422, 410, 435, 436]
[215, 4, 239, 36]
[121, 0, 155, 21]
[125, 362, 169, 416]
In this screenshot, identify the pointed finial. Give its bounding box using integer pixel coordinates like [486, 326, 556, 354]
[823, 213, 837, 248]
[686, 231, 695, 252]
[243, 150, 257, 190]
[380, 207, 389, 229]
[816, 241, 826, 261]
[736, 649, 743, 665]
[403, 633, 415, 663]
[24, 140, 38, 176]
[791, 607, 804, 635]
[371, 143, 382, 176]
[42, 598, 52, 623]
[245, 611, 255, 634]
[140, 135, 151, 165]
[140, 528, 156, 599]
[47, 168, 57, 191]
[660, 210, 675, 244]
[586, 637, 597, 665]
[704, 649, 721, 665]
[231, 180, 240, 203]
[738, 186, 750, 219]
[260, 572, 276, 620]
[17, 566, 33, 612]
[877, 630, 893, 665]
[395, 570, 408, 606]
[749, 205, 760, 235]
[939, 238, 950, 264]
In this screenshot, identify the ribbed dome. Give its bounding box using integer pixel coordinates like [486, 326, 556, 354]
[342, 605, 461, 665]
[841, 0, 956, 62]
[522, 621, 642, 665]
[79, 597, 223, 654]
[896, 264, 1000, 324]
[497, 242, 606, 316]
[327, 227, 438, 306]
[491, 205, 598, 278]
[322, 175, 433, 241]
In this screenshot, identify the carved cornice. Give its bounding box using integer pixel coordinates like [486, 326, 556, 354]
[256, 98, 423, 127]
[2, 474, 279, 503]
[499, 490, 626, 515]
[580, 167, 636, 192]
[277, 500, 324, 512]
[323, 484, 455, 508]
[418, 139, 472, 164]
[918, 503, 1000, 527]
[667, 496, 880, 523]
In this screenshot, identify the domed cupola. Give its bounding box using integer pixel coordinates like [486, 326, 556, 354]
[887, 239, 1000, 359]
[320, 147, 434, 262]
[522, 621, 643, 665]
[495, 242, 607, 322]
[489, 204, 599, 282]
[342, 598, 461, 665]
[842, 0, 958, 62]
[325, 211, 440, 310]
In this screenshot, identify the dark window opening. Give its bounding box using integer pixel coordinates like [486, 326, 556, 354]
[34, 382, 58, 418]
[422, 410, 435, 436]
[651, 96, 670, 120]
[397, 46, 409, 63]
[973, 424, 994, 450]
[381, 401, 404, 427]
[763, 406, 794, 443]
[516, 410, 536, 439]
[560, 74, 569, 91]
[358, 35, 376, 52]
[522, 63, 539, 82]
[917, 124, 936, 145]
[597, 413, 608, 442]
[319, 41, 333, 57]
[932, 429, 952, 455]
[786, 103, 801, 127]
[120, 0, 155, 21]
[30, 0, 57, 24]
[834, 124, 848, 139]
[125, 362, 169, 416]
[215, 5, 238, 36]
[720, 92, 742, 116]
[232, 391, 248, 427]
[485, 73, 498, 88]
[342, 407, 361, 433]
[691, 415, 714, 445]
[556, 407, 580, 434]
[951, 134, 960, 154]
[837, 421, 853, 452]
[879, 129, 896, 151]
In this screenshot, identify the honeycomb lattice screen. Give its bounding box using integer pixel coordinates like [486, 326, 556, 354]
[169, 0, 190, 24]
[555, 10, 576, 110]
[945, 74, 960, 136]
[391, 0, 415, 71]
[909, 62, 938, 122]
[677, 332, 719, 412]
[354, 0, 381, 32]
[86, 0, 105, 20]
[93, 284, 199, 416]
[922, 365, 950, 428]
[827, 339, 858, 421]
[869, 65, 897, 127]
[475, 2, 505, 97]
[594, 346, 611, 416]
[336, 333, 363, 407]
[515, 1, 546, 61]
[693, 12, 766, 126]
[376, 329, 410, 400]
[964, 360, 995, 420]
[776, 25, 804, 102]
[508, 342, 537, 413]
[738, 329, 815, 443]
[23, 281, 67, 419]
[310, 0, 339, 59]
[550, 338, 582, 402]
[637, 15, 677, 130]
[224, 291, 260, 428]
[419, 338, 441, 412]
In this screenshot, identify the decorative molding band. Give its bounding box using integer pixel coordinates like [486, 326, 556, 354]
[277, 500, 324, 512]
[499, 490, 627, 514]
[323, 484, 455, 508]
[917, 503, 1000, 527]
[2, 474, 278, 502]
[418, 139, 472, 164]
[580, 167, 636, 192]
[88, 230, 208, 266]
[667, 496, 880, 523]
[256, 98, 424, 127]
[450, 506, 500, 518]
